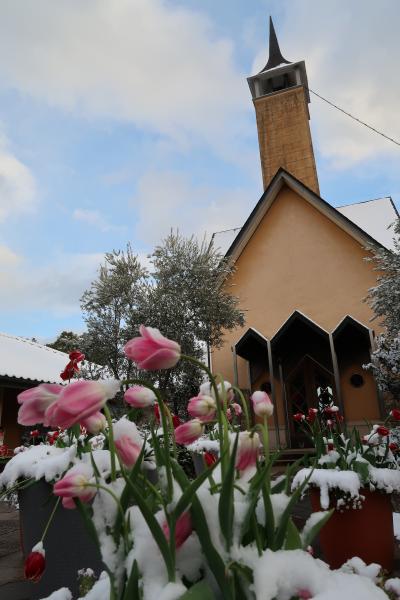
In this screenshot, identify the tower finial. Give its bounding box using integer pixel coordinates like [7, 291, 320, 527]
[260, 16, 290, 72]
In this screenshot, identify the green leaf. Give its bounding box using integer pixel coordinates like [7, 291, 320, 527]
[262, 485, 275, 549]
[273, 469, 313, 550]
[353, 460, 369, 483]
[75, 498, 100, 548]
[178, 581, 214, 600]
[218, 434, 238, 551]
[173, 455, 220, 519]
[302, 510, 333, 549]
[123, 559, 141, 600]
[284, 517, 302, 550]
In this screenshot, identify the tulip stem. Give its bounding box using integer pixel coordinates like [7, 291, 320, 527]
[41, 497, 60, 542]
[231, 385, 251, 431]
[104, 404, 117, 482]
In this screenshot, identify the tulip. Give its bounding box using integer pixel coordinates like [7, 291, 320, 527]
[114, 418, 143, 468]
[204, 451, 217, 467]
[60, 350, 85, 381]
[391, 409, 400, 421]
[187, 394, 216, 422]
[232, 402, 242, 417]
[297, 590, 312, 599]
[80, 412, 107, 435]
[175, 419, 204, 445]
[377, 426, 390, 436]
[46, 380, 120, 429]
[293, 413, 305, 422]
[251, 391, 274, 418]
[124, 385, 156, 408]
[390, 442, 399, 452]
[172, 414, 181, 428]
[30, 429, 40, 438]
[17, 384, 63, 426]
[53, 463, 95, 508]
[324, 405, 339, 415]
[162, 512, 193, 549]
[306, 407, 318, 424]
[124, 325, 181, 370]
[326, 419, 333, 428]
[236, 431, 260, 471]
[24, 542, 45, 582]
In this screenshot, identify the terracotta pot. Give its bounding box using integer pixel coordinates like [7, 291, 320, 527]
[310, 487, 394, 571]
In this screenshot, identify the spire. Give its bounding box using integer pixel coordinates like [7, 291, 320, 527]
[260, 17, 291, 73]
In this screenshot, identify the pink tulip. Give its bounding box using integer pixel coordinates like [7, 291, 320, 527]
[175, 419, 204, 445]
[124, 385, 156, 408]
[251, 391, 274, 418]
[187, 394, 216, 422]
[114, 418, 143, 468]
[46, 380, 120, 429]
[236, 431, 260, 471]
[80, 411, 107, 434]
[124, 325, 181, 370]
[53, 463, 96, 508]
[162, 512, 193, 549]
[231, 402, 242, 416]
[17, 384, 63, 426]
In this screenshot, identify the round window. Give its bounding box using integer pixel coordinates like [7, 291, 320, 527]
[350, 373, 364, 388]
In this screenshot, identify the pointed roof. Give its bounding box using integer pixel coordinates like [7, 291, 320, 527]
[259, 17, 291, 73]
[224, 169, 389, 262]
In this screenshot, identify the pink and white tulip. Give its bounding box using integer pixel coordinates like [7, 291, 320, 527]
[175, 419, 204, 445]
[124, 325, 181, 370]
[187, 394, 216, 422]
[17, 384, 62, 426]
[80, 411, 107, 435]
[199, 380, 234, 403]
[46, 380, 120, 429]
[114, 418, 144, 468]
[236, 431, 260, 471]
[251, 391, 274, 418]
[124, 385, 156, 408]
[53, 463, 96, 509]
[162, 511, 193, 549]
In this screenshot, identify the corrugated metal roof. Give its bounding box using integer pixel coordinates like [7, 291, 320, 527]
[0, 332, 69, 384]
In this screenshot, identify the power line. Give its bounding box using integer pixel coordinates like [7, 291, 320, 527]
[308, 87, 400, 148]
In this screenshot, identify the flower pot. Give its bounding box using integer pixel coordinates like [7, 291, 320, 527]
[19, 479, 104, 600]
[310, 487, 394, 571]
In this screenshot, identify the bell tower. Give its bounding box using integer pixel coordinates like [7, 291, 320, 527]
[248, 18, 319, 194]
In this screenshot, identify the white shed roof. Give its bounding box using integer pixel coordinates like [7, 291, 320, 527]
[0, 333, 69, 384]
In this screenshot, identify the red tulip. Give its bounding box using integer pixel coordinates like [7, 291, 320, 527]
[204, 451, 216, 467]
[377, 426, 390, 437]
[390, 409, 400, 421]
[293, 413, 305, 422]
[172, 414, 181, 429]
[162, 512, 193, 549]
[24, 543, 45, 582]
[30, 429, 40, 437]
[306, 408, 318, 423]
[389, 442, 399, 452]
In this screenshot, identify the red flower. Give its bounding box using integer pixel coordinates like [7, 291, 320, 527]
[47, 431, 59, 445]
[377, 426, 390, 437]
[307, 408, 318, 423]
[389, 442, 399, 452]
[327, 442, 335, 451]
[172, 414, 181, 429]
[204, 451, 216, 467]
[60, 350, 85, 381]
[293, 413, 305, 422]
[24, 547, 45, 582]
[154, 404, 160, 423]
[30, 429, 40, 438]
[0, 444, 9, 457]
[390, 409, 400, 421]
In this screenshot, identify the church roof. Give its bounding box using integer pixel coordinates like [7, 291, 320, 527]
[0, 332, 69, 384]
[259, 17, 291, 73]
[212, 169, 398, 258]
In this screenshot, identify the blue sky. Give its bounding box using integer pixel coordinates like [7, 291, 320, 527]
[0, 0, 399, 341]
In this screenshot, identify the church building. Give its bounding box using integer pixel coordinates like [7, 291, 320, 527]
[212, 19, 399, 449]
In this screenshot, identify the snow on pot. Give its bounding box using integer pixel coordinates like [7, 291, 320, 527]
[293, 467, 398, 571]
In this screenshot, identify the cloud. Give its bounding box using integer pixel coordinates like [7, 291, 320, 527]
[258, 0, 400, 169]
[72, 208, 124, 232]
[0, 0, 248, 155]
[0, 243, 21, 266]
[131, 170, 257, 247]
[0, 133, 37, 220]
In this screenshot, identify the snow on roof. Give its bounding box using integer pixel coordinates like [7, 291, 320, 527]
[212, 228, 241, 256]
[336, 197, 398, 250]
[0, 332, 69, 384]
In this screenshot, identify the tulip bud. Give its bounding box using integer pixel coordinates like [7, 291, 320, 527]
[24, 542, 45, 582]
[251, 391, 274, 418]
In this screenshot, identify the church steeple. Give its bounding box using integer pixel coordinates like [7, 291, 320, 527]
[247, 17, 319, 194]
[261, 17, 291, 72]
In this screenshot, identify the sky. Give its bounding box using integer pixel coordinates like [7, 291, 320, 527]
[0, 0, 399, 342]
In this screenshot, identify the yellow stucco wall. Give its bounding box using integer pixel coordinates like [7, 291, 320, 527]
[213, 184, 382, 443]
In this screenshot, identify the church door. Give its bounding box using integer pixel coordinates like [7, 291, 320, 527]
[286, 355, 334, 448]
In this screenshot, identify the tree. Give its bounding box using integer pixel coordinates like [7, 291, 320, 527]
[366, 218, 400, 399]
[80, 232, 245, 415]
[47, 331, 83, 355]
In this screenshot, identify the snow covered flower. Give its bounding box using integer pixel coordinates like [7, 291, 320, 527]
[187, 394, 216, 422]
[17, 383, 62, 426]
[53, 463, 96, 509]
[175, 419, 204, 445]
[376, 425, 390, 436]
[80, 411, 107, 435]
[236, 431, 260, 471]
[162, 512, 193, 549]
[390, 408, 400, 421]
[24, 542, 45, 582]
[251, 391, 274, 418]
[389, 442, 399, 452]
[124, 385, 156, 408]
[46, 380, 120, 429]
[114, 418, 143, 468]
[124, 325, 181, 370]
